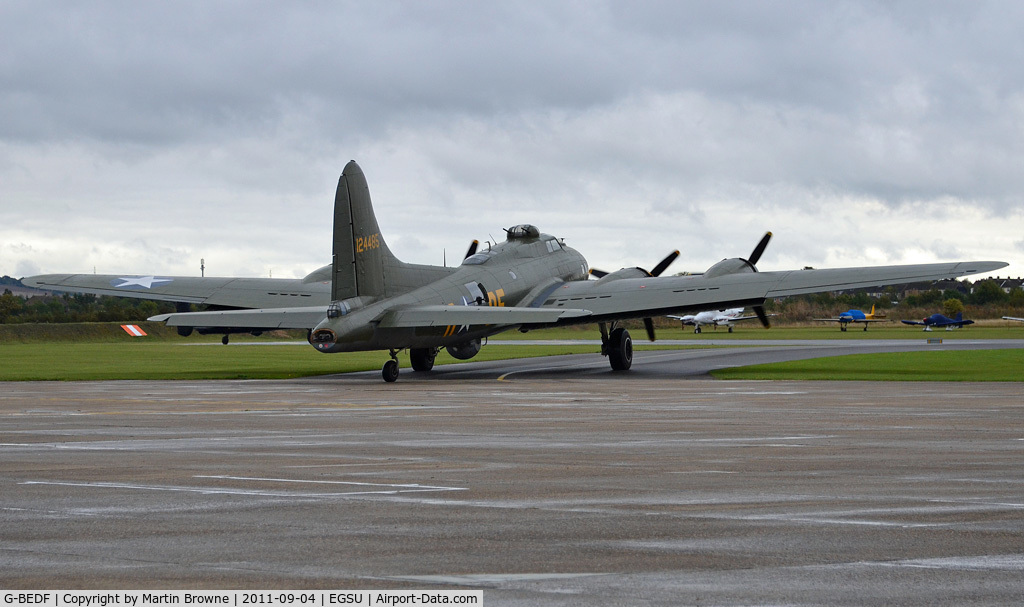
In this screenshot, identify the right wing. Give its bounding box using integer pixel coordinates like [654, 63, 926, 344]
[534, 261, 1007, 326]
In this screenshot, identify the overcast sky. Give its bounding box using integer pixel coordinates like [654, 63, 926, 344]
[2, 1, 1022, 282]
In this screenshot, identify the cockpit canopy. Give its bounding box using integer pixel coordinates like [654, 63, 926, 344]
[505, 224, 540, 240]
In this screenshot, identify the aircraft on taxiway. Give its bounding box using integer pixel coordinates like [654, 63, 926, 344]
[901, 312, 975, 331]
[814, 304, 889, 332]
[667, 307, 772, 333]
[25, 161, 1007, 382]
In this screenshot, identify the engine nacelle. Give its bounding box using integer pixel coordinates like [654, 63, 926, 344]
[594, 267, 650, 283]
[446, 338, 482, 360]
[703, 257, 756, 279]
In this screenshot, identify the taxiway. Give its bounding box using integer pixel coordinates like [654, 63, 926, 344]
[2, 345, 1023, 604]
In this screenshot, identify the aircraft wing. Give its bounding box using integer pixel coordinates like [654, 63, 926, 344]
[23, 273, 330, 309]
[1003, 316, 1024, 322]
[724, 314, 767, 323]
[150, 306, 330, 330]
[900, 320, 926, 326]
[376, 305, 592, 328]
[535, 261, 1007, 325]
[812, 317, 888, 323]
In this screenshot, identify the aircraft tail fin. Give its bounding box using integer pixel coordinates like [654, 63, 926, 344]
[954, 312, 963, 321]
[331, 161, 401, 300]
[869, 304, 875, 316]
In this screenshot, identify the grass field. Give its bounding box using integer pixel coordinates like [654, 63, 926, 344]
[1, 321, 1022, 381]
[711, 349, 1024, 382]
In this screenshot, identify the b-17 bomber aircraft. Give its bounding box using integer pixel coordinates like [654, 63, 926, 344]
[814, 305, 889, 331]
[26, 161, 1007, 381]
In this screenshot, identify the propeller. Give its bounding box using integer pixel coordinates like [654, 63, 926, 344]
[649, 250, 680, 277]
[746, 232, 772, 328]
[589, 250, 680, 281]
[464, 240, 480, 259]
[747, 231, 771, 267]
[641, 250, 682, 341]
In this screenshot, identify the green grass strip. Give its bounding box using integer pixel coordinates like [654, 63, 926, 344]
[711, 349, 1024, 381]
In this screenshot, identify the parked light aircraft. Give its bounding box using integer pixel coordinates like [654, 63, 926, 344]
[25, 161, 1007, 381]
[814, 305, 888, 331]
[900, 312, 974, 331]
[668, 308, 770, 333]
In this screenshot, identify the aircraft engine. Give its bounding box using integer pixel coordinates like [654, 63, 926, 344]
[703, 232, 773, 279]
[592, 267, 650, 283]
[703, 257, 757, 279]
[446, 338, 482, 360]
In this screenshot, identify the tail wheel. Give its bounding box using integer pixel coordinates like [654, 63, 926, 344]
[608, 328, 633, 371]
[382, 359, 399, 382]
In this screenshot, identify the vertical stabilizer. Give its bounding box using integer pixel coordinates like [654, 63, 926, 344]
[331, 161, 400, 300]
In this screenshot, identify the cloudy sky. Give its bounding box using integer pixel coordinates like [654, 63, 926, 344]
[2, 1, 1022, 282]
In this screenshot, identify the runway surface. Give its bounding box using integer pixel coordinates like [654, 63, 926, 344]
[3, 343, 1024, 604]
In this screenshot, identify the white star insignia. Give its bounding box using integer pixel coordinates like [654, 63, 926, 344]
[112, 276, 174, 289]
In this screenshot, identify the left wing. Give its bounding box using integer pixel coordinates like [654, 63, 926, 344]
[1003, 316, 1024, 322]
[24, 272, 331, 309]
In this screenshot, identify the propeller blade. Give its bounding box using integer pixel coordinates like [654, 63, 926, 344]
[464, 240, 479, 259]
[589, 268, 608, 278]
[754, 305, 771, 329]
[643, 317, 656, 342]
[650, 250, 681, 277]
[747, 232, 772, 267]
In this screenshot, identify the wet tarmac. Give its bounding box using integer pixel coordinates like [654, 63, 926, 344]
[2, 348, 1024, 605]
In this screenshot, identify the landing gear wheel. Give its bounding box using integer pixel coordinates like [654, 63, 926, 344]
[608, 327, 633, 371]
[695, 326, 702, 334]
[382, 359, 399, 382]
[410, 348, 436, 372]
[222, 335, 229, 345]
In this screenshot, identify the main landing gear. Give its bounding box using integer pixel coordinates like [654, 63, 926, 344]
[382, 347, 440, 382]
[599, 322, 633, 371]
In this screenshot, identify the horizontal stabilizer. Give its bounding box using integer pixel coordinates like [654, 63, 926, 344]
[149, 306, 330, 330]
[377, 305, 592, 328]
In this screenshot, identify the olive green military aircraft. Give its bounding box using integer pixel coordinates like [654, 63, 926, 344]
[25, 161, 1007, 381]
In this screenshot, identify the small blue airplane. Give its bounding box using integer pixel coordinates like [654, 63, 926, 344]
[814, 305, 888, 331]
[901, 312, 974, 331]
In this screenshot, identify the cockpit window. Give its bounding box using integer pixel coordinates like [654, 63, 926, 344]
[462, 251, 494, 265]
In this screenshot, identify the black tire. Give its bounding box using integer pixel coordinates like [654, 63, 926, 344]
[695, 326, 702, 334]
[608, 328, 633, 371]
[382, 359, 399, 382]
[410, 348, 436, 372]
